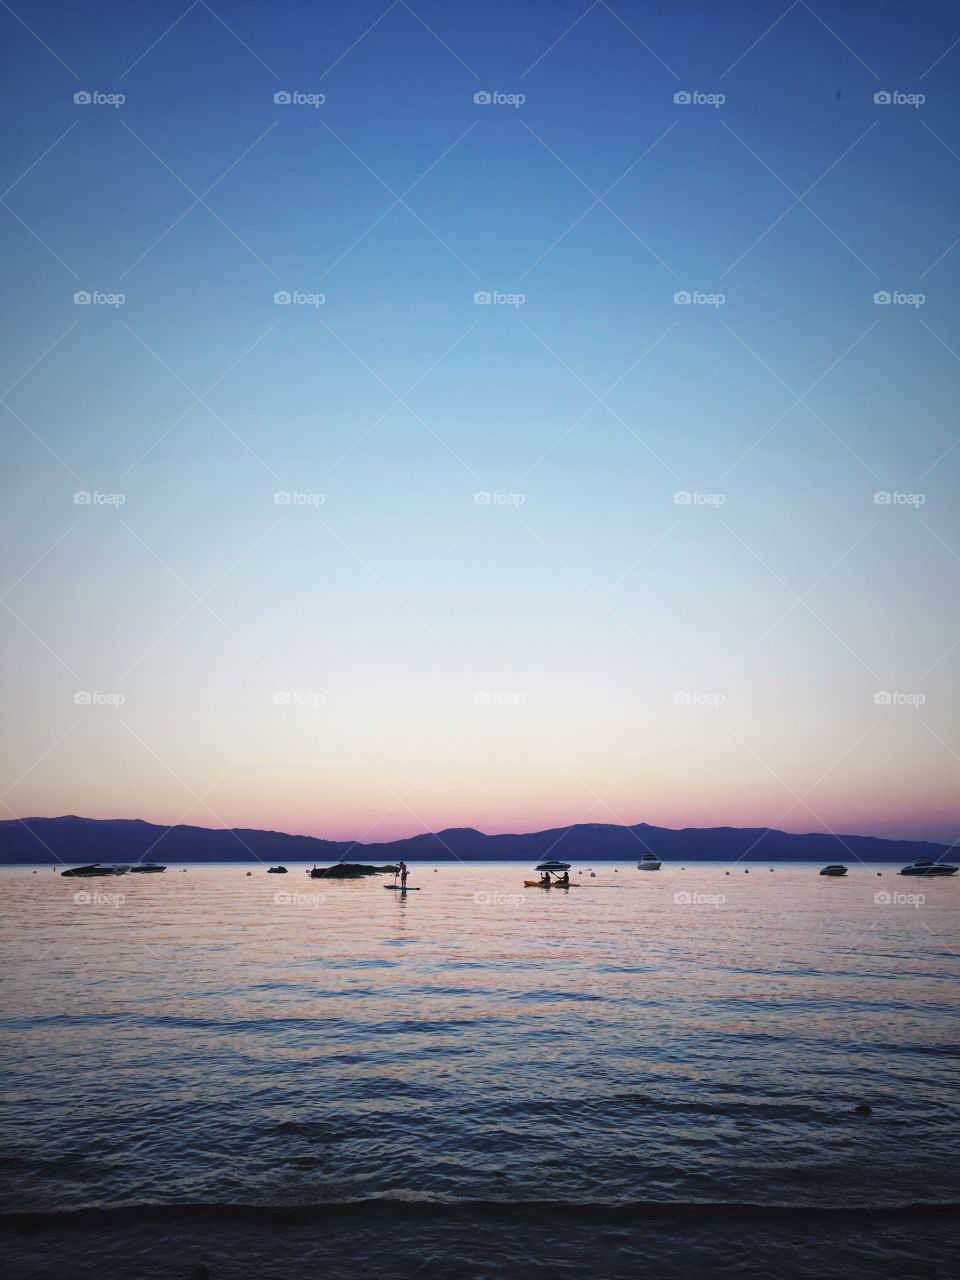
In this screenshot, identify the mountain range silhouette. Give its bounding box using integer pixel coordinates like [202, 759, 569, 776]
[0, 815, 952, 865]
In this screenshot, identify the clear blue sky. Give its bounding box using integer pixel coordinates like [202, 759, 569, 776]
[2, 0, 959, 843]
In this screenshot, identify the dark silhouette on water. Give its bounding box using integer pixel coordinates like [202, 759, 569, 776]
[308, 863, 398, 879]
[60, 863, 125, 878]
[900, 857, 958, 877]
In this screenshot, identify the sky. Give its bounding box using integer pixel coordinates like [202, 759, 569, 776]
[1, 0, 959, 845]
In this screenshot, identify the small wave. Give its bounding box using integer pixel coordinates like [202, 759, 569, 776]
[607, 1094, 913, 1125]
[264, 1122, 373, 1142]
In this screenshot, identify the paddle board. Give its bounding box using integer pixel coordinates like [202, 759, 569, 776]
[384, 885, 420, 891]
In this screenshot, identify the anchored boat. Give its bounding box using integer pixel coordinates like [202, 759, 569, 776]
[820, 864, 848, 877]
[637, 853, 662, 871]
[61, 864, 128, 878]
[900, 858, 958, 877]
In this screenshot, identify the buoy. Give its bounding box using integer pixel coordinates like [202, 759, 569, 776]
[246, 872, 251, 877]
[725, 871, 730, 876]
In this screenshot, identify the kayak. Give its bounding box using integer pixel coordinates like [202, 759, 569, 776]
[523, 880, 577, 888]
[384, 885, 420, 891]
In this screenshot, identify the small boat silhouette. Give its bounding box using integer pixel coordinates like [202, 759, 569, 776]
[61, 864, 127, 878]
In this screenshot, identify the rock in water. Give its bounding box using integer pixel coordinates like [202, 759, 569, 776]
[308, 863, 399, 879]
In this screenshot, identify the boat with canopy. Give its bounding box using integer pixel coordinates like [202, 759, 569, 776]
[525, 860, 577, 888]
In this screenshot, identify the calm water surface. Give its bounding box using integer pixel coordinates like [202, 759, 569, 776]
[1, 862, 957, 1278]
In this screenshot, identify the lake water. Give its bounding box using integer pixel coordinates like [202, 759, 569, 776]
[1, 861, 957, 1278]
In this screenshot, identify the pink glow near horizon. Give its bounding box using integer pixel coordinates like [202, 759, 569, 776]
[6, 691, 958, 845]
[17, 795, 958, 847]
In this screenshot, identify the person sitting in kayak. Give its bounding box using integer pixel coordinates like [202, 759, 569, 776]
[540, 871, 551, 885]
[555, 870, 569, 885]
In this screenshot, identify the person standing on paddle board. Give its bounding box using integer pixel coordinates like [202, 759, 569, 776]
[399, 861, 408, 890]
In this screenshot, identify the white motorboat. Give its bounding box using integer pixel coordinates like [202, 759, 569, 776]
[900, 857, 958, 877]
[637, 853, 662, 871]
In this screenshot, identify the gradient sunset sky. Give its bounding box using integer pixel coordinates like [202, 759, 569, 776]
[2, 0, 959, 844]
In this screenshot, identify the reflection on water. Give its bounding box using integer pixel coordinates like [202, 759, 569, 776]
[1, 862, 957, 1277]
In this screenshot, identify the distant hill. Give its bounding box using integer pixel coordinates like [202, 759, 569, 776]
[0, 815, 952, 866]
